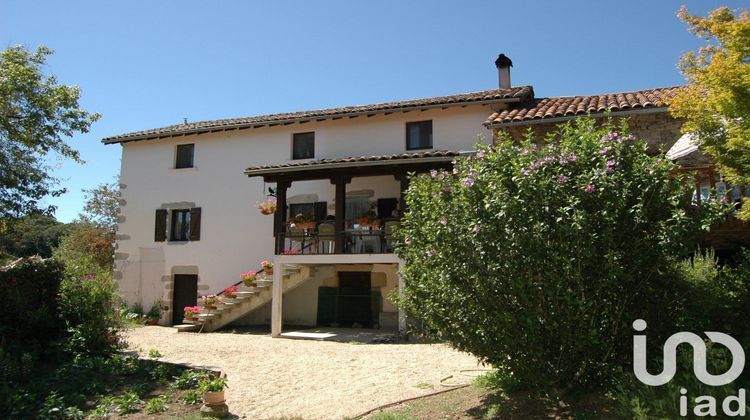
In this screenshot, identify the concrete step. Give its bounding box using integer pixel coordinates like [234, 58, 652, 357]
[175, 324, 201, 332]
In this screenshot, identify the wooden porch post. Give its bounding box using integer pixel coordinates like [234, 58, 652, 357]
[274, 180, 290, 254]
[331, 177, 350, 253]
[395, 173, 410, 213]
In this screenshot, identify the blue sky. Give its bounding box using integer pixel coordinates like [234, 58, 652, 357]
[1, 0, 745, 222]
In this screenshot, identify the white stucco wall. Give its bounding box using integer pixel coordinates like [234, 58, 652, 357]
[114, 104, 494, 321]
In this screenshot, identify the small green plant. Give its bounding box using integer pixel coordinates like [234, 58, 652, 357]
[197, 376, 228, 393]
[89, 396, 117, 419]
[147, 348, 163, 358]
[115, 390, 142, 414]
[145, 395, 169, 414]
[180, 390, 202, 405]
[173, 369, 206, 390]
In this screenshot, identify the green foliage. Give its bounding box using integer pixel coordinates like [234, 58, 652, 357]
[173, 369, 207, 390]
[0, 45, 100, 217]
[0, 213, 71, 258]
[78, 182, 120, 233]
[395, 117, 723, 392]
[148, 348, 163, 359]
[671, 6, 750, 221]
[0, 257, 65, 374]
[145, 395, 169, 414]
[198, 376, 228, 393]
[180, 390, 202, 405]
[114, 390, 142, 414]
[57, 254, 123, 356]
[54, 223, 114, 269]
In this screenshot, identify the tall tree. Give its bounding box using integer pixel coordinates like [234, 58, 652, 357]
[0, 45, 100, 218]
[670, 6, 750, 220]
[78, 181, 120, 234]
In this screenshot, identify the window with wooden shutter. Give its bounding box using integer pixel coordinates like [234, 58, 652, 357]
[170, 209, 190, 241]
[189, 207, 201, 241]
[154, 209, 167, 242]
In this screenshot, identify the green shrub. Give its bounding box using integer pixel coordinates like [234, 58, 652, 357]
[0, 257, 65, 376]
[198, 376, 228, 393]
[57, 255, 123, 356]
[180, 390, 202, 405]
[395, 117, 723, 392]
[145, 395, 169, 414]
[173, 369, 207, 390]
[115, 390, 142, 414]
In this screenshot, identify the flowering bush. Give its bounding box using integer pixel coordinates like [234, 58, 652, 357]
[183, 306, 201, 318]
[222, 286, 238, 298]
[257, 198, 276, 215]
[395, 117, 723, 391]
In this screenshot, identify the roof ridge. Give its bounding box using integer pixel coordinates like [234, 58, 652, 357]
[528, 85, 684, 101]
[103, 86, 533, 144]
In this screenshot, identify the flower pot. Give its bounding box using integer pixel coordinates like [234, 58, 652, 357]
[146, 318, 159, 326]
[204, 304, 216, 310]
[260, 208, 275, 215]
[242, 278, 255, 287]
[184, 315, 197, 322]
[202, 390, 225, 407]
[263, 267, 273, 275]
[224, 293, 236, 299]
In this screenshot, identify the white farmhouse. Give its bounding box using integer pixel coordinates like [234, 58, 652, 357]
[104, 55, 748, 335]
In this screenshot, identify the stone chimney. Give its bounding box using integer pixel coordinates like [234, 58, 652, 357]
[495, 54, 513, 89]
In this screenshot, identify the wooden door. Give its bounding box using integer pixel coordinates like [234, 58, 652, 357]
[172, 274, 198, 325]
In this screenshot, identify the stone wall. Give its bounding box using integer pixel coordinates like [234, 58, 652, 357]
[499, 111, 685, 154]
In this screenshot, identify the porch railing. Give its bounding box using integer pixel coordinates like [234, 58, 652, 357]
[275, 225, 398, 255]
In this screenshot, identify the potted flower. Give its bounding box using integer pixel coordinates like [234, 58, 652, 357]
[257, 197, 277, 215]
[198, 375, 228, 407]
[240, 271, 257, 287]
[145, 302, 162, 325]
[289, 213, 316, 230]
[261, 260, 273, 275]
[282, 248, 302, 255]
[184, 306, 201, 321]
[223, 285, 238, 299]
[201, 294, 219, 310]
[357, 210, 380, 228]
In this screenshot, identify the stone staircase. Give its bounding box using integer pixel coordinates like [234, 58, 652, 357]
[174, 264, 314, 333]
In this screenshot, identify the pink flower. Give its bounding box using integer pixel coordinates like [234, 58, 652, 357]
[472, 224, 481, 233]
[557, 175, 569, 184]
[430, 169, 438, 178]
[426, 250, 435, 257]
[440, 218, 448, 225]
[584, 184, 596, 193]
[476, 150, 486, 159]
[599, 147, 610, 155]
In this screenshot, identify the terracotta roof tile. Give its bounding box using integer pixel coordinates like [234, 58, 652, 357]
[103, 87, 533, 144]
[485, 86, 681, 127]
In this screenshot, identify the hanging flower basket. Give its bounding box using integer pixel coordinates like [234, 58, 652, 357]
[257, 198, 277, 215]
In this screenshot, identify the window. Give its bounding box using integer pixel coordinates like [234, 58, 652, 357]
[171, 209, 191, 241]
[289, 203, 315, 221]
[406, 121, 432, 150]
[155, 207, 201, 242]
[175, 144, 195, 168]
[292, 132, 315, 160]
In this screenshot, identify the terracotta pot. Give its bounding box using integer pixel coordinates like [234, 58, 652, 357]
[263, 267, 273, 275]
[203, 390, 225, 406]
[146, 318, 159, 326]
[260, 208, 275, 215]
[184, 315, 197, 322]
[204, 304, 216, 310]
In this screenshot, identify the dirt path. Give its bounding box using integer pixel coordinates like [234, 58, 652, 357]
[125, 326, 481, 419]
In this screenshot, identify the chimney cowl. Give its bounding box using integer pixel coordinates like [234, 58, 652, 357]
[495, 53, 513, 69]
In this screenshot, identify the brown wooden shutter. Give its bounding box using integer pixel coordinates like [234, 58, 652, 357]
[155, 209, 167, 242]
[189, 207, 201, 241]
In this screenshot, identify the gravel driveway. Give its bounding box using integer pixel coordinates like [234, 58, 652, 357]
[125, 326, 481, 419]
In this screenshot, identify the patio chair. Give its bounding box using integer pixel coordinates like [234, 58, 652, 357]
[317, 223, 335, 254]
[287, 225, 307, 252]
[383, 221, 400, 252]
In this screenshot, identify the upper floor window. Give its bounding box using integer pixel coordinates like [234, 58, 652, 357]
[406, 121, 432, 150]
[292, 132, 315, 160]
[175, 144, 195, 168]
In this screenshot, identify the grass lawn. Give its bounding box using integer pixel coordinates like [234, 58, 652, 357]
[364, 376, 616, 420]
